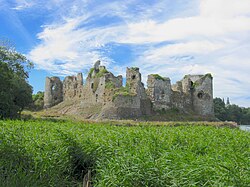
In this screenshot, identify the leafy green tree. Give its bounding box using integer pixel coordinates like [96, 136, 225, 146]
[242, 108, 250, 124]
[226, 104, 243, 124]
[30, 91, 44, 111]
[213, 98, 227, 121]
[0, 45, 33, 119]
[214, 97, 250, 124]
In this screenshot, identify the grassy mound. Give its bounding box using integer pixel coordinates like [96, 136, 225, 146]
[0, 120, 249, 186]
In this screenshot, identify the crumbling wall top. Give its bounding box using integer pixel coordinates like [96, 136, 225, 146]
[44, 60, 214, 118]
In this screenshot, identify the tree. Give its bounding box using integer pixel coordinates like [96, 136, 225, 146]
[0, 45, 33, 119]
[214, 97, 250, 124]
[213, 97, 227, 121]
[242, 108, 250, 124]
[226, 104, 243, 124]
[29, 91, 44, 111]
[226, 97, 230, 106]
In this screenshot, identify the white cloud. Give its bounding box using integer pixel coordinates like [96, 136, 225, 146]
[144, 41, 225, 62]
[121, 15, 250, 43]
[27, 0, 250, 106]
[28, 16, 125, 75]
[11, 0, 34, 10]
[200, 0, 250, 18]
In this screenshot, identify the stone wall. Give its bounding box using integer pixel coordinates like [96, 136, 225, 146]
[63, 73, 83, 100]
[171, 74, 214, 115]
[191, 74, 213, 116]
[147, 74, 172, 110]
[126, 67, 145, 97]
[44, 61, 214, 119]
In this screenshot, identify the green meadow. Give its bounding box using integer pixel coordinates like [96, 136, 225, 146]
[0, 120, 249, 186]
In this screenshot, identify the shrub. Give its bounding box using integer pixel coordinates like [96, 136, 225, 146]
[88, 68, 94, 77]
[95, 68, 109, 78]
[151, 74, 165, 81]
[105, 81, 115, 89]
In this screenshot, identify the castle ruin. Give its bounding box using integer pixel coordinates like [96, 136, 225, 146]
[44, 61, 214, 119]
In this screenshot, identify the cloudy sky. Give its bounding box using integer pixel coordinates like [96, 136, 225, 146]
[1, 0, 250, 106]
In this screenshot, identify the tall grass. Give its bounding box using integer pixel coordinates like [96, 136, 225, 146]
[0, 120, 249, 186]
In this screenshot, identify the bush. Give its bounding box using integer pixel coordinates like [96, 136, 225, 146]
[151, 74, 165, 81]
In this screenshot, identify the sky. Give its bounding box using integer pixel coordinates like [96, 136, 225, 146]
[1, 0, 250, 107]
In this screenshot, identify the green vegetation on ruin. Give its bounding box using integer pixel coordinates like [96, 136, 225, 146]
[113, 86, 130, 100]
[88, 67, 94, 77]
[112, 83, 136, 101]
[105, 81, 115, 89]
[191, 81, 200, 89]
[151, 74, 166, 81]
[95, 68, 109, 78]
[88, 68, 109, 78]
[130, 67, 139, 71]
[92, 79, 99, 92]
[0, 119, 249, 186]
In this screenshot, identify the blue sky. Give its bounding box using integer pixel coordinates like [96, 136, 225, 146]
[1, 0, 250, 107]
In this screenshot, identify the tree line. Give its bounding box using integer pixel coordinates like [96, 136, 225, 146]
[214, 98, 250, 125]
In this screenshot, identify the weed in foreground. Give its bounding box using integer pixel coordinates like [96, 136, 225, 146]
[0, 120, 249, 186]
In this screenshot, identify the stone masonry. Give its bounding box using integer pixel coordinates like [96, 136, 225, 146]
[44, 61, 214, 119]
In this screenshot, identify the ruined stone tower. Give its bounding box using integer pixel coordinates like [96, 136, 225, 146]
[44, 61, 214, 119]
[126, 67, 147, 98]
[147, 74, 172, 111]
[63, 73, 83, 100]
[187, 74, 213, 116]
[171, 74, 213, 115]
[44, 77, 63, 108]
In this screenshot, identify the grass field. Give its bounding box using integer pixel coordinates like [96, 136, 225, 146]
[0, 119, 249, 186]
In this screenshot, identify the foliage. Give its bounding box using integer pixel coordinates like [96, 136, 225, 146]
[214, 97, 250, 124]
[192, 81, 200, 88]
[0, 46, 33, 79]
[95, 68, 109, 78]
[189, 81, 199, 90]
[105, 81, 115, 89]
[0, 46, 33, 119]
[214, 98, 228, 121]
[88, 67, 94, 77]
[112, 84, 136, 101]
[88, 67, 109, 78]
[29, 91, 44, 111]
[0, 120, 249, 186]
[151, 74, 165, 81]
[92, 79, 99, 93]
[130, 67, 139, 71]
